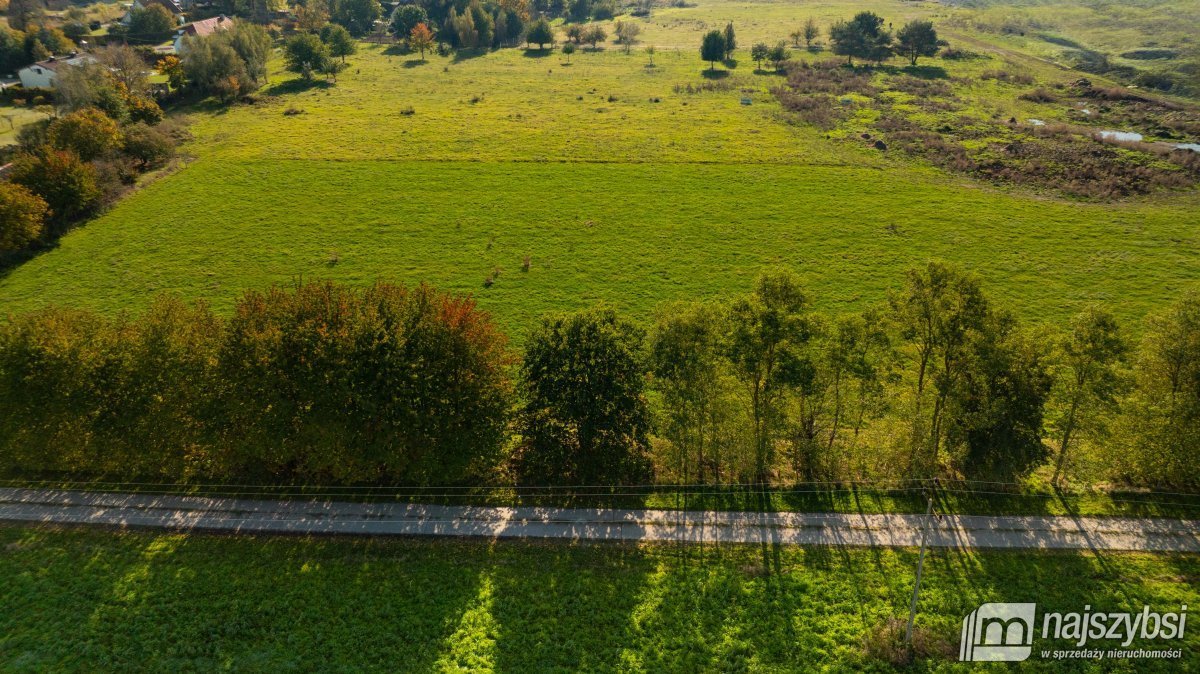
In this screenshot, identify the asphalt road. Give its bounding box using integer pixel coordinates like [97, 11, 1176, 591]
[1, 488, 1197, 551]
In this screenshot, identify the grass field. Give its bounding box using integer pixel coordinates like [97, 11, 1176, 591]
[1, 525, 1198, 671]
[0, 105, 49, 147]
[941, 0, 1200, 95]
[0, 0, 1197, 341]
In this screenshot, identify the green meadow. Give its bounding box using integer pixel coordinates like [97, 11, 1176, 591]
[1, 0, 1198, 340]
[2, 525, 1198, 671]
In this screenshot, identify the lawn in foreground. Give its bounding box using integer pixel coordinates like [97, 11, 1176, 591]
[1, 525, 1197, 671]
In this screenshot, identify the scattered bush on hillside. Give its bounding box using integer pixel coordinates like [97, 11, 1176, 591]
[980, 68, 1034, 85]
[1017, 86, 1057, 103]
[774, 91, 843, 129]
[780, 59, 876, 95]
[887, 74, 953, 98]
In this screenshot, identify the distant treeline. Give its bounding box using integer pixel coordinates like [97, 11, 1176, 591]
[0, 265, 1197, 490]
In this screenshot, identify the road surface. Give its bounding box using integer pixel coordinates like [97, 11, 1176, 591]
[1, 487, 1197, 551]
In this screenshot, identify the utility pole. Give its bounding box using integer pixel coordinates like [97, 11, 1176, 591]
[905, 493, 936, 649]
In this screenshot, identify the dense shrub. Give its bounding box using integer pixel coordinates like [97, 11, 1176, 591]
[0, 282, 513, 485]
[980, 69, 1034, 85]
[7, 148, 102, 231]
[122, 122, 177, 168]
[887, 75, 953, 98]
[774, 91, 843, 129]
[513, 305, 654, 487]
[780, 59, 876, 95]
[46, 107, 123, 162]
[213, 282, 512, 483]
[1017, 86, 1056, 103]
[0, 182, 49, 252]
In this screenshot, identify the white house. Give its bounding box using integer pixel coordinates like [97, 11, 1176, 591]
[173, 15, 233, 54]
[17, 54, 97, 90]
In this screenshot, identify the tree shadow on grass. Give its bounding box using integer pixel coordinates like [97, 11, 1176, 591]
[0, 241, 58, 282]
[263, 78, 334, 96]
[701, 69, 730, 80]
[0, 529, 489, 670]
[452, 48, 489, 63]
[402, 58, 428, 68]
[382, 44, 409, 56]
[521, 48, 553, 58]
[900, 64, 949, 79]
[489, 540, 653, 671]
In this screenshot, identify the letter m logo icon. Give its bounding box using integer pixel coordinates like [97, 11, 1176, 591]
[960, 603, 1036, 662]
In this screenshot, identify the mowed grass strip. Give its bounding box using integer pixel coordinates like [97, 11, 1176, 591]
[1, 525, 1198, 671]
[1, 157, 1196, 338]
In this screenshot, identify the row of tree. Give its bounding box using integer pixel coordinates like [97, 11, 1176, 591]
[701, 15, 942, 72]
[0, 282, 511, 484]
[0, 267, 1197, 489]
[830, 13, 941, 67]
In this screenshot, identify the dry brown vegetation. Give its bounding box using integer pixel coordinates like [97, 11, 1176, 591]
[769, 58, 1200, 200]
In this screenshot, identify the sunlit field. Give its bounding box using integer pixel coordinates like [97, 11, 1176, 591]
[2, 525, 1198, 671]
[0, 0, 1197, 340]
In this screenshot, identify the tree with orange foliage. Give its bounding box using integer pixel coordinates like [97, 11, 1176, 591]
[410, 22, 434, 61]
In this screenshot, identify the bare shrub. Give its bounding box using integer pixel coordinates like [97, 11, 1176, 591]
[774, 91, 843, 129]
[1018, 87, 1057, 103]
[889, 75, 953, 98]
[863, 618, 953, 667]
[780, 59, 876, 96]
[980, 69, 1035, 85]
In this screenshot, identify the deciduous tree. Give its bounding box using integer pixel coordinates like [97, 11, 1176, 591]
[1050, 306, 1127, 484]
[321, 22, 357, 62]
[0, 183, 48, 252]
[514, 305, 653, 486]
[525, 16, 553, 50]
[722, 22, 736, 59]
[331, 0, 381, 37]
[803, 17, 819, 48]
[750, 41, 768, 69]
[7, 148, 101, 230]
[409, 22, 434, 60]
[896, 19, 939, 66]
[389, 4, 427, 37]
[128, 4, 175, 43]
[284, 33, 332, 80]
[700, 29, 724, 71]
[724, 270, 813, 483]
[830, 11, 892, 66]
